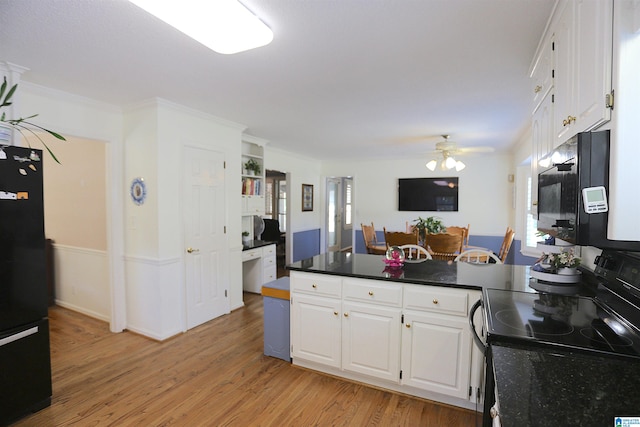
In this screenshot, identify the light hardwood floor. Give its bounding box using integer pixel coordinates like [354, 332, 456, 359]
[13, 293, 481, 426]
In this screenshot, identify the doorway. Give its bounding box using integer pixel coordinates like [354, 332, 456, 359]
[39, 135, 111, 321]
[265, 169, 287, 276]
[326, 177, 353, 253]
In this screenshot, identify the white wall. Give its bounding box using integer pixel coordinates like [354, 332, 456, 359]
[18, 80, 249, 338]
[321, 153, 515, 237]
[122, 99, 246, 339]
[19, 81, 125, 329]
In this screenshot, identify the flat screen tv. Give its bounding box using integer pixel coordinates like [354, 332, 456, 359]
[398, 177, 459, 212]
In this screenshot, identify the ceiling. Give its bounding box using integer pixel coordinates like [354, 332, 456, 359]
[0, 0, 555, 161]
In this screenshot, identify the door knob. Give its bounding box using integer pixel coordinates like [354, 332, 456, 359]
[186, 247, 200, 254]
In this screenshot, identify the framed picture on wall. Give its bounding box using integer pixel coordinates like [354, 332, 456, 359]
[302, 184, 313, 211]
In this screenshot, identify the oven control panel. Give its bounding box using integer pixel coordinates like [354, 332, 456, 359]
[595, 250, 640, 307]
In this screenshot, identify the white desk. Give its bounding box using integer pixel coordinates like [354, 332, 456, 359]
[242, 243, 277, 293]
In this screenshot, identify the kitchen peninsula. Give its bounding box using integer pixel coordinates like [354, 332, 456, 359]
[286, 252, 531, 411]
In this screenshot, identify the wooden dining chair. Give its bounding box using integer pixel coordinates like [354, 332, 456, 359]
[383, 228, 418, 249]
[498, 227, 515, 263]
[455, 249, 502, 264]
[445, 226, 467, 253]
[361, 222, 387, 255]
[398, 244, 432, 261]
[424, 233, 463, 261]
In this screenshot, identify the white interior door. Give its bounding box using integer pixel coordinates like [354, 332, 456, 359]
[184, 146, 228, 329]
[326, 178, 341, 252]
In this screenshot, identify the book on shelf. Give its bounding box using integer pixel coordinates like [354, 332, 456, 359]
[242, 177, 261, 196]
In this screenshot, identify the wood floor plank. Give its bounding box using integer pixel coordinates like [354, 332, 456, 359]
[12, 293, 481, 426]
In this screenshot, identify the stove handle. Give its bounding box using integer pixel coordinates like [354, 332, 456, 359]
[469, 298, 487, 354]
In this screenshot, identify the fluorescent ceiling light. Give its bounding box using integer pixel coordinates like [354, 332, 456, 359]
[129, 0, 273, 54]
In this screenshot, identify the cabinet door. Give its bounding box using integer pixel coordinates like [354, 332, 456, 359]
[531, 90, 554, 213]
[574, 0, 613, 132]
[291, 294, 341, 368]
[531, 35, 553, 112]
[401, 311, 471, 400]
[242, 195, 265, 215]
[342, 302, 401, 383]
[553, 0, 576, 146]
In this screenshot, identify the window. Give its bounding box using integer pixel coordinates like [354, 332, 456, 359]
[278, 179, 286, 231]
[265, 181, 273, 216]
[343, 178, 352, 228]
[525, 176, 538, 248]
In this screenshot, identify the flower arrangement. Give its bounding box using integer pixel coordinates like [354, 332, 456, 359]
[546, 248, 581, 270]
[383, 246, 405, 268]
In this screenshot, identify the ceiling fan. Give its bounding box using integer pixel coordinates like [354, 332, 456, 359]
[426, 135, 494, 171]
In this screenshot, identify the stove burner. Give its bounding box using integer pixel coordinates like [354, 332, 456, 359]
[530, 279, 582, 295]
[494, 309, 574, 336]
[579, 321, 634, 349]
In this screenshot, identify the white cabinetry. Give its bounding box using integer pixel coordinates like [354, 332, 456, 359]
[342, 278, 402, 383]
[401, 285, 476, 400]
[552, 0, 576, 144]
[241, 139, 265, 217]
[607, 0, 640, 241]
[573, 0, 613, 133]
[530, 30, 553, 114]
[242, 244, 277, 293]
[530, 87, 554, 213]
[291, 293, 342, 367]
[290, 271, 482, 409]
[262, 244, 277, 284]
[546, 0, 613, 147]
[290, 272, 342, 367]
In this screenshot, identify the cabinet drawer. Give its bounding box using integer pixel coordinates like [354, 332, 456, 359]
[242, 248, 261, 262]
[263, 266, 277, 284]
[403, 285, 469, 317]
[343, 278, 402, 307]
[263, 255, 276, 268]
[262, 244, 276, 257]
[290, 272, 341, 298]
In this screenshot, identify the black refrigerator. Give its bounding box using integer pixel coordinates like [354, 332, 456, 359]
[0, 145, 52, 425]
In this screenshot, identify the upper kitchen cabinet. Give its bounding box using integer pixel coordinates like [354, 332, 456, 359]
[551, 0, 614, 147]
[530, 89, 554, 214]
[607, 0, 640, 241]
[241, 135, 267, 216]
[530, 31, 553, 114]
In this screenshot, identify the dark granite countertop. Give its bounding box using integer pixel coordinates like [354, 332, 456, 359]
[492, 344, 640, 427]
[242, 240, 276, 251]
[287, 252, 532, 292]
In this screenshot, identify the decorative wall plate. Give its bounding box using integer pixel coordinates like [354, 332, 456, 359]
[130, 177, 147, 205]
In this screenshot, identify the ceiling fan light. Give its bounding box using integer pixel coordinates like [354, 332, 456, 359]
[426, 159, 437, 171]
[445, 156, 457, 170]
[455, 160, 466, 171]
[128, 0, 273, 54]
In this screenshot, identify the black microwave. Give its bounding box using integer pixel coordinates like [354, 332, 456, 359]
[537, 130, 640, 251]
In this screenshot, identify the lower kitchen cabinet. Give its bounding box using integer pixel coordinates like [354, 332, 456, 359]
[289, 271, 483, 410]
[342, 301, 401, 383]
[401, 310, 471, 399]
[290, 293, 341, 368]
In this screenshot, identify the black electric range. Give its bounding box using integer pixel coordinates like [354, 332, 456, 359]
[483, 250, 640, 359]
[473, 249, 640, 426]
